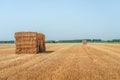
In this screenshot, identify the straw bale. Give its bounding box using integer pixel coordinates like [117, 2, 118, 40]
[15, 31, 46, 54]
[82, 40, 87, 45]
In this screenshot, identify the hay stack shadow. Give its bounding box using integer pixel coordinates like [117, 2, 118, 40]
[38, 51, 54, 54]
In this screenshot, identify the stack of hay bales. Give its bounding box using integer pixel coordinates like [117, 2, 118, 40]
[82, 40, 87, 45]
[15, 31, 46, 54]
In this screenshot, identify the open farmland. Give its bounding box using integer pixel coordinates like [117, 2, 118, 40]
[0, 43, 120, 80]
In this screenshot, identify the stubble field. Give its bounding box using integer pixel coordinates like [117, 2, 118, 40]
[0, 43, 120, 80]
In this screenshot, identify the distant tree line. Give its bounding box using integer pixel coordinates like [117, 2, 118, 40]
[0, 40, 14, 44]
[0, 39, 120, 43]
[106, 39, 120, 43]
[45, 39, 120, 43]
[55, 39, 102, 43]
[46, 40, 56, 43]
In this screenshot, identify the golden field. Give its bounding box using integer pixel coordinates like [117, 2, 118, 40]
[0, 43, 120, 80]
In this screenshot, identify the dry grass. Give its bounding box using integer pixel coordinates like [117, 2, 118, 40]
[0, 43, 120, 80]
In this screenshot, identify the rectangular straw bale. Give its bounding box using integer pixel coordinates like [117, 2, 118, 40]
[15, 31, 46, 54]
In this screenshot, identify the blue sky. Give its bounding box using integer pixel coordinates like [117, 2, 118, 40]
[0, 0, 120, 40]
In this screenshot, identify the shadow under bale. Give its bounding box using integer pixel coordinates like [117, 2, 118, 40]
[38, 51, 54, 54]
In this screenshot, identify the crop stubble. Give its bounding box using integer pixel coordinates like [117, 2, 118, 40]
[0, 43, 120, 80]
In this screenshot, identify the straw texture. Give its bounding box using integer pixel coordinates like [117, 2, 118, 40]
[15, 31, 45, 54]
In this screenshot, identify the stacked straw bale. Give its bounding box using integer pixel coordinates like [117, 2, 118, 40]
[82, 40, 87, 45]
[15, 31, 46, 54]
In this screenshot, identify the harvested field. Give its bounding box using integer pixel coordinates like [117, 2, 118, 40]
[0, 43, 120, 80]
